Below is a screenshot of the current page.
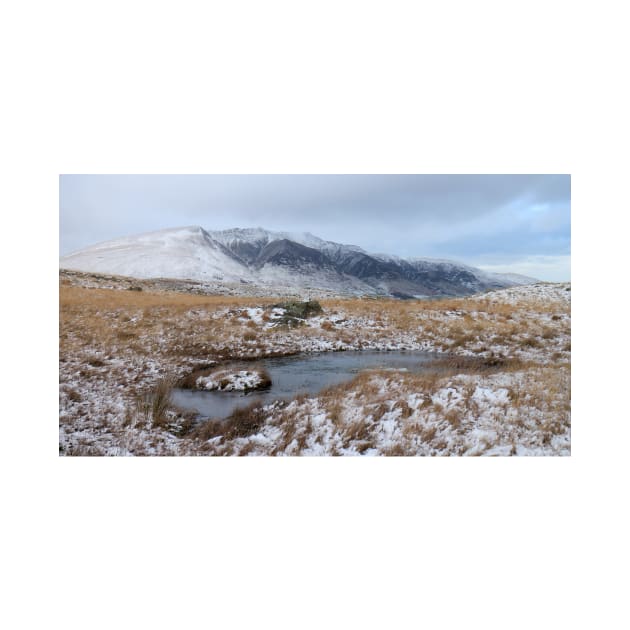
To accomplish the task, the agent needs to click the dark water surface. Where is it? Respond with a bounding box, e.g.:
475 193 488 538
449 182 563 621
170 351 440 420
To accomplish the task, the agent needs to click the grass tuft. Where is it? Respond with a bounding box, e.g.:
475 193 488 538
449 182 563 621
192 401 268 442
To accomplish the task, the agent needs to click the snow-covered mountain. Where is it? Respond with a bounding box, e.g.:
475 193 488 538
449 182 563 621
59 226 248 283
60 226 538 297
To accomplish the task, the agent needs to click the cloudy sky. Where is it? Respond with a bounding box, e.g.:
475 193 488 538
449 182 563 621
59 174 570 281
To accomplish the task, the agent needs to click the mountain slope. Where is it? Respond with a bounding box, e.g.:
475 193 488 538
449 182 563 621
59 226 251 283
60 226 537 297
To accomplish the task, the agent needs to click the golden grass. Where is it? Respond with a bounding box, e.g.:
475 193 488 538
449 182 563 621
60 284 279 363
300 359 571 454
60 274 570 455
61 281 570 364
60 284 276 310
322 293 566 320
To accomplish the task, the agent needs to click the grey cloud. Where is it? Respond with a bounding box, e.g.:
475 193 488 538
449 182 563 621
59 174 570 280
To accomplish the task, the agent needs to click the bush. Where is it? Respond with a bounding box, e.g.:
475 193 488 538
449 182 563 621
274 300 323 319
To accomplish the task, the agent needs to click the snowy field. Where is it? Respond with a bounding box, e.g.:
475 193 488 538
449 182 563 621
59 271 571 456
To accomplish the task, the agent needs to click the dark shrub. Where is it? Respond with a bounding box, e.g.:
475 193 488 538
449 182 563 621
273 300 323 319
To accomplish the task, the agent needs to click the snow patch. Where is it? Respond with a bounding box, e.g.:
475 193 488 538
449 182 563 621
196 370 268 392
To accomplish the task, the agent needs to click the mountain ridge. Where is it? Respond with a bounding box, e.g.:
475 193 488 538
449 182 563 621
60 225 538 298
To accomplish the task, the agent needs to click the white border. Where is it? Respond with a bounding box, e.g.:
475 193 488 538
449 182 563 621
4 1 627 628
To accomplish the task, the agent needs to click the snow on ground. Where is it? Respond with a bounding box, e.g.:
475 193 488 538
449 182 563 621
473 282 571 306
222 367 570 457
59 272 571 456
244 307 264 325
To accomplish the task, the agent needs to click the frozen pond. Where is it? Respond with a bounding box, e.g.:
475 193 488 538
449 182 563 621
171 350 441 420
